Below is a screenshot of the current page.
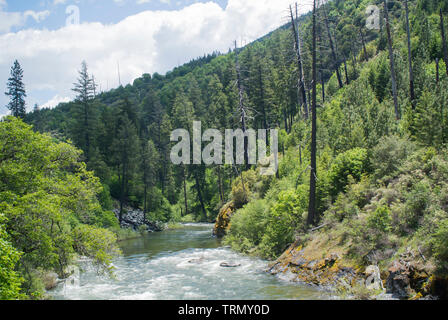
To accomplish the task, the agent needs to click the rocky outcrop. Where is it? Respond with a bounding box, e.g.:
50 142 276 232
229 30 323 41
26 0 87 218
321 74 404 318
113 207 161 232
213 202 235 238
268 243 361 290
385 259 447 299
269 241 446 299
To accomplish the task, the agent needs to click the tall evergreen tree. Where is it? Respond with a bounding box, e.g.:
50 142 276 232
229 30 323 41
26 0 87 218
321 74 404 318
71 61 97 161
5 60 26 118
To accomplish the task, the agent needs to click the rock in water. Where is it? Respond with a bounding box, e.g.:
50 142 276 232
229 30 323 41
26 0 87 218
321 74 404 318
220 262 241 268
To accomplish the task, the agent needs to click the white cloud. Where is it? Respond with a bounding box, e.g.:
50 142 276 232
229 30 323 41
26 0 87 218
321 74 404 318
39 95 71 109
0 4 51 33
0 0 311 110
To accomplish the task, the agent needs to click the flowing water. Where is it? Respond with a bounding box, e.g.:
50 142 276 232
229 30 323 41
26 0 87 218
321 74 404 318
51 224 324 300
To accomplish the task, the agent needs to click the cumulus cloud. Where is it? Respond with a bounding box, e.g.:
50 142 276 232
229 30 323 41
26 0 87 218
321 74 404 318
40 95 71 109
0 2 51 34
0 0 311 112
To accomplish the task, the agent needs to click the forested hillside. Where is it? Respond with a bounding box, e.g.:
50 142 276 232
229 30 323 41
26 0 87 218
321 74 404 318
2 0 448 299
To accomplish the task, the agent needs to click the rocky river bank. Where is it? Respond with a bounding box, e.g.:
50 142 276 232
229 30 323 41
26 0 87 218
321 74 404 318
113 206 163 232
213 203 447 300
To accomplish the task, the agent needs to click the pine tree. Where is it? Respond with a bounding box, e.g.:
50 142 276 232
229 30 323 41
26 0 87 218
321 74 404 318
71 61 98 162
5 60 26 118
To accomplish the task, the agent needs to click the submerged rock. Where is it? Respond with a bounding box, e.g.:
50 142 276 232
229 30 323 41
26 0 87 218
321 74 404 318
220 262 242 268
189 257 206 264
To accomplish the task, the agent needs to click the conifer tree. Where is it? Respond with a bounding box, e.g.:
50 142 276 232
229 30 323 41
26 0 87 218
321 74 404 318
5 60 26 118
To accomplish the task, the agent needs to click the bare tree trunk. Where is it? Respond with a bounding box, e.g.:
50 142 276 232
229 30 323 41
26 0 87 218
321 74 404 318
217 165 224 203
360 28 368 61
344 58 350 85
404 0 415 107
436 58 440 84
234 41 249 166
290 4 308 119
194 174 207 218
307 0 318 228
257 64 268 139
323 5 343 89
320 70 325 103
440 9 448 77
183 166 188 217
384 0 400 120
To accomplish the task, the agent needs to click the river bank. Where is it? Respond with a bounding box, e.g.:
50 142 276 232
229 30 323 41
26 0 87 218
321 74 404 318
213 201 447 300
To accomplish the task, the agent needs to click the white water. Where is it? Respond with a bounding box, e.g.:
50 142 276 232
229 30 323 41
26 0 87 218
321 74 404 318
51 224 323 300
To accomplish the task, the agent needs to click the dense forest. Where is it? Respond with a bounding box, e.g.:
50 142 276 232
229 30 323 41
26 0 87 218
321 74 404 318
2 0 448 299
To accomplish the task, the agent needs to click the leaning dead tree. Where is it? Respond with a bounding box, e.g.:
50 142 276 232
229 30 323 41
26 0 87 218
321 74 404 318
322 4 344 89
307 0 318 227
290 3 309 120
383 0 400 120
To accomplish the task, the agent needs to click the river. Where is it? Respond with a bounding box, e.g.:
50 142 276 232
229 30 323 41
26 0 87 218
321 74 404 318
51 223 325 300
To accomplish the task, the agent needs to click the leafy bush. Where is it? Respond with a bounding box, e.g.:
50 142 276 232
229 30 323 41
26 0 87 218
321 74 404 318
431 220 448 273
371 135 416 182
259 187 308 259
224 199 269 254
0 222 24 300
72 225 121 275
328 148 369 198
368 205 392 233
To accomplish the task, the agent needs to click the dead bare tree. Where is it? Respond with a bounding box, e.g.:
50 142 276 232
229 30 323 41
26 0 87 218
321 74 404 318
307 0 318 228
234 41 249 167
404 0 415 107
383 0 400 120
322 4 343 89
440 8 448 77
290 4 309 119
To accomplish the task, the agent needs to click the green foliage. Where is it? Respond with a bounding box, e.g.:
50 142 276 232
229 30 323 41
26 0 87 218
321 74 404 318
368 205 392 233
371 135 416 182
259 187 308 259
72 225 121 275
0 220 24 300
328 148 369 198
224 199 269 254
431 220 448 273
0 117 120 296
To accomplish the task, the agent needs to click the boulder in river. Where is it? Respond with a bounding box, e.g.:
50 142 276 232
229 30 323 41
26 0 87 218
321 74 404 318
220 262 241 268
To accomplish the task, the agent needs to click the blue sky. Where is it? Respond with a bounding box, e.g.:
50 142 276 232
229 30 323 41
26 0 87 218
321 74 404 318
0 0 310 116
3 0 229 33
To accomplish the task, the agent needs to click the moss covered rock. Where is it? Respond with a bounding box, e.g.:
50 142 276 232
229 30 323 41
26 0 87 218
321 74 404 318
213 202 235 238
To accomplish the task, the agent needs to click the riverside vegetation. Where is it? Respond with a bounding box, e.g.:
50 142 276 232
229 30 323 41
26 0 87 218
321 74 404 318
1 0 448 299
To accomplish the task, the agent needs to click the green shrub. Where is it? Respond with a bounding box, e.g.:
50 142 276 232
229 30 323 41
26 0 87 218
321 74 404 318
368 205 392 233
0 223 24 300
224 199 269 254
328 148 369 198
371 135 416 182
431 220 448 273
259 187 308 259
